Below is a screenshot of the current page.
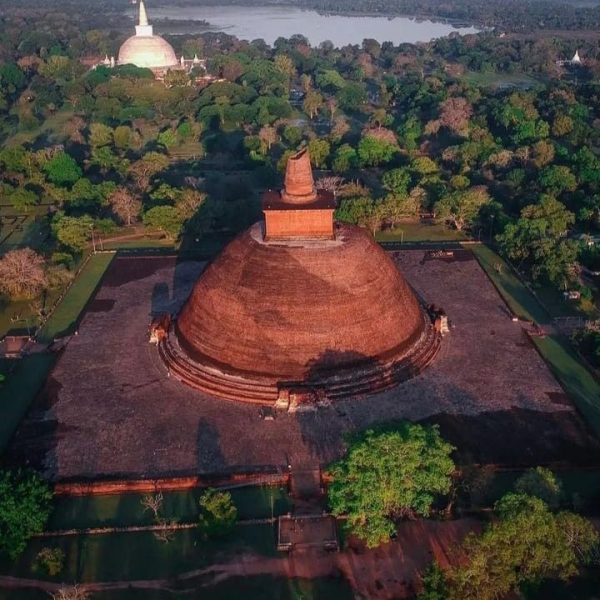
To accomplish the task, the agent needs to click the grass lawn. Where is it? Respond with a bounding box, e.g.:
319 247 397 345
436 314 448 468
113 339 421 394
37 253 115 343
0 206 50 254
464 70 544 91
0 296 47 339
0 525 278 583
472 245 600 436
532 335 600 435
471 245 550 324
48 486 293 531
0 353 56 452
375 221 469 243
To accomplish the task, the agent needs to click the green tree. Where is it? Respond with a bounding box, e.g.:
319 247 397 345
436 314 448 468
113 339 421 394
335 196 374 225
328 425 455 548
43 152 82 187
514 467 562 509
417 563 449 600
34 547 65 576
143 205 183 240
357 135 398 167
398 116 422 152
0 470 53 560
497 196 576 285
0 146 30 173
411 156 439 177
90 147 128 176
9 188 38 211
434 186 490 231
448 493 599 600
303 91 324 120
315 69 346 92
51 213 93 252
337 82 368 111
88 122 113 148
157 129 178 150
539 165 578 195
274 54 296 92
113 125 132 151
382 168 412 195
283 126 302 147
332 144 358 173
198 489 238 539
307 139 330 168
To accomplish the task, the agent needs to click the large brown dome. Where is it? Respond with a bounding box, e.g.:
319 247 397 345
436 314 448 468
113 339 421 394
158 148 439 405
160 222 440 404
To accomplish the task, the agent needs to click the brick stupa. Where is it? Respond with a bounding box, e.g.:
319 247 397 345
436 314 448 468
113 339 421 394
159 150 440 406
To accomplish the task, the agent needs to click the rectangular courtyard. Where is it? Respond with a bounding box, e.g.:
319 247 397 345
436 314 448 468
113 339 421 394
7 249 600 480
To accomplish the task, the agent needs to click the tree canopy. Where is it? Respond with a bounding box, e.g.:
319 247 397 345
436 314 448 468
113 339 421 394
0 470 53 560
328 424 455 547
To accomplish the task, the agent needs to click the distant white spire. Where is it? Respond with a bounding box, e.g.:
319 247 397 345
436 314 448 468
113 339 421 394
180 55 185 67
139 0 149 26
135 0 153 36
193 54 200 64
571 50 582 64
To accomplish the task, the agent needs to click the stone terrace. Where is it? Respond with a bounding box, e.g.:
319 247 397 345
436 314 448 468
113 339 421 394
7 251 600 480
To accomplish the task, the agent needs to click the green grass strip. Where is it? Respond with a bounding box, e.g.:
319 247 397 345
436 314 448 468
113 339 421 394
0 525 278 583
48 486 293 531
471 244 551 324
472 244 600 436
532 335 600 436
0 353 56 452
38 253 115 343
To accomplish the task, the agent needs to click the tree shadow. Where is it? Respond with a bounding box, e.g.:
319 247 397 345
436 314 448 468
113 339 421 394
196 417 226 473
293 366 600 470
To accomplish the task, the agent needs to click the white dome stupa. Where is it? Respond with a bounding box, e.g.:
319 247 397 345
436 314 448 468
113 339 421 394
118 1 178 70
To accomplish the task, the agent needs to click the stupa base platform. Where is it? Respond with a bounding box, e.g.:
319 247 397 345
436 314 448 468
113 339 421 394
158 314 441 406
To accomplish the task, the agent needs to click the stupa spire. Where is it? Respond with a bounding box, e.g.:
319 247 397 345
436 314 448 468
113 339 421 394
135 0 153 36
139 0 149 27
281 148 317 204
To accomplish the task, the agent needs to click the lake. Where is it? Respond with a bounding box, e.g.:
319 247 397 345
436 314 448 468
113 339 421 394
148 4 480 46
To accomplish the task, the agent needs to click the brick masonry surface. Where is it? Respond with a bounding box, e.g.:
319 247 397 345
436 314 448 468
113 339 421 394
7 250 600 480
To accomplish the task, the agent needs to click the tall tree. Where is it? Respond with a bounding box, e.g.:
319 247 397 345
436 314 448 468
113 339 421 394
0 470 53 560
328 425 455 548
0 248 47 299
108 187 141 226
447 493 598 600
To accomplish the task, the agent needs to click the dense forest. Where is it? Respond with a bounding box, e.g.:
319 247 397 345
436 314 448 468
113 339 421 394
0 0 599 330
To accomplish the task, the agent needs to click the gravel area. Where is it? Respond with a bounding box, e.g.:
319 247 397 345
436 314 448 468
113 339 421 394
7 251 600 480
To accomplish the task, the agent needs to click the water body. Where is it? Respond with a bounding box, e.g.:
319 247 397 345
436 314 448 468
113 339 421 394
149 5 480 46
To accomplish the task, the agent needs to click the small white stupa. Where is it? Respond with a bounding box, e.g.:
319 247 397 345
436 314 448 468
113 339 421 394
117 0 178 70
571 50 582 65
